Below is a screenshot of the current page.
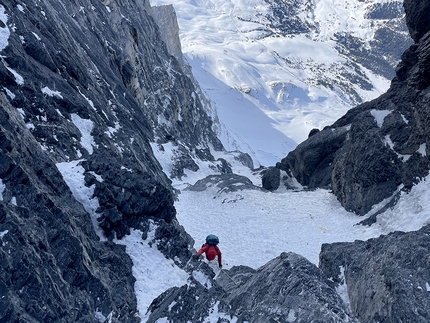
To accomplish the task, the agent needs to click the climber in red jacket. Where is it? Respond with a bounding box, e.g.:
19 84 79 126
193 234 222 268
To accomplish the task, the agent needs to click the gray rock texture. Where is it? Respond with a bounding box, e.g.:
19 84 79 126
147 252 358 323
151 5 185 68
320 224 430 323
268 0 430 215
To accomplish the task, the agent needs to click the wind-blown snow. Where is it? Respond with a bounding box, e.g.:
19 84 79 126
176 186 361 267
174 172 430 269
116 166 430 322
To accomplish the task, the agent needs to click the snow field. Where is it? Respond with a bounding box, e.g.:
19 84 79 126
175 187 362 268
150 0 392 166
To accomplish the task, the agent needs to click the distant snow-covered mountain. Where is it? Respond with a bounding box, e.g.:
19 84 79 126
151 0 411 166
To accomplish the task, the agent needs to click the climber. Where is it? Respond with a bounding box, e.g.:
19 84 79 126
193 234 222 268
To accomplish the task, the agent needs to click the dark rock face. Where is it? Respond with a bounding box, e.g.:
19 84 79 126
320 224 430 323
275 0 430 215
403 0 430 42
261 166 280 191
147 252 358 323
0 94 138 322
0 0 222 321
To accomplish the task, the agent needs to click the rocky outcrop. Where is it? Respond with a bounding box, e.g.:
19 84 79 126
151 5 184 68
320 224 430 323
187 173 265 194
146 252 358 322
0 0 223 321
261 166 281 191
0 93 139 322
268 0 430 215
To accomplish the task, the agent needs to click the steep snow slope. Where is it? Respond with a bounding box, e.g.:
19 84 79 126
110 153 430 320
150 0 410 165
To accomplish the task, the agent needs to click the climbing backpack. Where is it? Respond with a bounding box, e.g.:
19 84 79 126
205 234 219 246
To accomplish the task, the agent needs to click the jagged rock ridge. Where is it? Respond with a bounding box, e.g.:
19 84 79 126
146 253 358 323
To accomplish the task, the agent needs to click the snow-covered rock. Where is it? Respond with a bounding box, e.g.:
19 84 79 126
147 252 358 322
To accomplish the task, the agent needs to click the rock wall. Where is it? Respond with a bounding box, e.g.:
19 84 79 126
320 224 430 322
151 5 185 68
266 0 430 216
0 0 223 321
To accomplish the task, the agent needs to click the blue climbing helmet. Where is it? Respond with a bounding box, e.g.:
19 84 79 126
205 234 219 246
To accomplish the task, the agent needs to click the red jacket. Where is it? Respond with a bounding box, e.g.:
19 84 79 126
197 244 222 266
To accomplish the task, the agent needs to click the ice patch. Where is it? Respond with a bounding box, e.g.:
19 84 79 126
42 86 63 99
287 309 297 322
192 270 212 289
168 301 177 312
418 143 427 157
0 230 8 239
426 282 430 292
31 32 41 41
78 88 96 110
5 88 15 99
2 61 24 85
0 179 5 201
205 301 238 323
94 311 105 322
105 121 121 138
384 135 411 162
56 160 105 240
71 113 96 155
371 109 391 128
